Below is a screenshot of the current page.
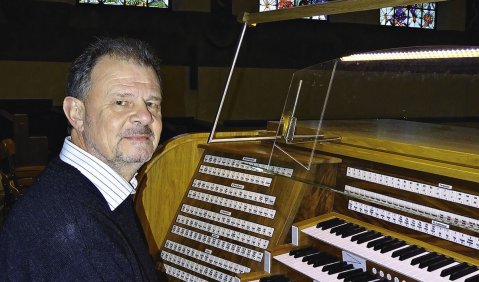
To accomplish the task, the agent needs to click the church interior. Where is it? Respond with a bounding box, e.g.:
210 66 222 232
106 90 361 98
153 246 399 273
2 0 479 281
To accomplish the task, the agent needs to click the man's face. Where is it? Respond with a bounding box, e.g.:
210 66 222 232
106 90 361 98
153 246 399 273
81 56 162 172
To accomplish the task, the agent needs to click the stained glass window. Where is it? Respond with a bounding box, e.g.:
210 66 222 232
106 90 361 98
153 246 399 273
380 3 436 29
259 0 329 20
78 0 169 8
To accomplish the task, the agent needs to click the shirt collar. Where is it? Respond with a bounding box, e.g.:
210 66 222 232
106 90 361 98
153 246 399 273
59 137 138 211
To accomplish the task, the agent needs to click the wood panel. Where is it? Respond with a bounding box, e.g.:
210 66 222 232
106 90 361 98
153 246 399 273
268 119 479 182
135 131 261 256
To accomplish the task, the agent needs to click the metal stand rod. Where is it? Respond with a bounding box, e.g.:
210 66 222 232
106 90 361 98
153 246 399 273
208 23 248 143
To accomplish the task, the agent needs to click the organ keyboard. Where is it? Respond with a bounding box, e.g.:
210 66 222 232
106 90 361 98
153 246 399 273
289 213 479 281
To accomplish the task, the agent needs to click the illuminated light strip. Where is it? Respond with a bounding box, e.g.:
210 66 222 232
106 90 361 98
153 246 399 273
164 264 209 282
192 179 276 205
203 154 294 177
164 240 251 274
346 167 479 208
345 185 479 232
199 165 272 187
348 200 479 250
181 204 274 237
340 48 479 61
161 251 238 282
187 190 276 219
171 225 264 261
176 215 270 249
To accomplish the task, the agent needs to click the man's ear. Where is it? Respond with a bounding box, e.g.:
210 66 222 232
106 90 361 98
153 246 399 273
63 97 86 132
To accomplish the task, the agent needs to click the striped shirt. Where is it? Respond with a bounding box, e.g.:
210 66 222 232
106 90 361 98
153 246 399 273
59 137 137 211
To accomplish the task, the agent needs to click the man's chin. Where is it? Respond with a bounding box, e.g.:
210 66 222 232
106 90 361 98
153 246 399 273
119 146 154 164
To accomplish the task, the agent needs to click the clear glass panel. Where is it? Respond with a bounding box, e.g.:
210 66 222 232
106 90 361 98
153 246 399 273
265 45 479 179
268 59 339 170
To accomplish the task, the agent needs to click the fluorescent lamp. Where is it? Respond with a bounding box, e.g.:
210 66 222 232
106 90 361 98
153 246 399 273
340 48 479 61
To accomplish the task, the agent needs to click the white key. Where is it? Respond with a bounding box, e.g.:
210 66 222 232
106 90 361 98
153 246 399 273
303 225 454 281
274 253 348 281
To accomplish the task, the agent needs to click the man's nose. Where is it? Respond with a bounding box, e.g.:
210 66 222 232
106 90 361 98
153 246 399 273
131 102 153 125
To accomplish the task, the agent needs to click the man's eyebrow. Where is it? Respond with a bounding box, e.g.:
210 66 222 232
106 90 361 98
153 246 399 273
111 92 135 98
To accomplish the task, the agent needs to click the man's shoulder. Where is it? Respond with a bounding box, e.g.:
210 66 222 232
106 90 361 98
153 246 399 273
3 158 106 227
40 157 88 184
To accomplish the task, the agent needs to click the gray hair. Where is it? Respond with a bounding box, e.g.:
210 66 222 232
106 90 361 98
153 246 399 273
66 37 162 101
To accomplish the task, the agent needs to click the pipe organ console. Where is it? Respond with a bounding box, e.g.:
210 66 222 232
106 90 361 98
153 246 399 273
136 119 479 282
156 142 340 281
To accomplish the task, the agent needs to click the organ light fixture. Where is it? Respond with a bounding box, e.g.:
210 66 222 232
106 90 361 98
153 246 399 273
340 48 479 61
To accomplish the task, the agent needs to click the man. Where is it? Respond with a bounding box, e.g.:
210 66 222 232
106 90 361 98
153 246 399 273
0 37 163 281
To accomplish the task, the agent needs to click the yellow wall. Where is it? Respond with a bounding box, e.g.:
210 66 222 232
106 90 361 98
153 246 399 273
0 61 70 106
0 61 295 123
0 61 194 118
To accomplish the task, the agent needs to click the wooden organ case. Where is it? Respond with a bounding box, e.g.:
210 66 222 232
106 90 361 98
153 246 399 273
136 118 479 281
135 3 479 281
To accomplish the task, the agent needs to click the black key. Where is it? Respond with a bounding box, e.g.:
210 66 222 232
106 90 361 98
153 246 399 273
329 263 354 274
331 223 355 235
312 254 338 268
316 218 345 230
366 236 391 249
344 272 370 282
342 226 366 238
450 266 478 281
465 273 479 282
380 240 407 253
399 247 427 261
337 268 364 279
441 262 470 277
351 230 375 242
344 272 367 282
411 252 438 265
303 253 324 264
372 238 397 251
259 275 291 282
418 255 447 269
289 247 317 258
392 245 417 258
350 272 378 282
322 261 345 272
357 232 382 244
427 258 455 272
329 223 351 235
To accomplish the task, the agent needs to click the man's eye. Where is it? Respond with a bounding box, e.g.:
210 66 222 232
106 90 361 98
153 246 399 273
115 101 127 106
147 102 160 110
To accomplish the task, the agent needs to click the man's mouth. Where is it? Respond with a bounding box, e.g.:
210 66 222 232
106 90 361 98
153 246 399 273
122 127 154 142
124 135 151 141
